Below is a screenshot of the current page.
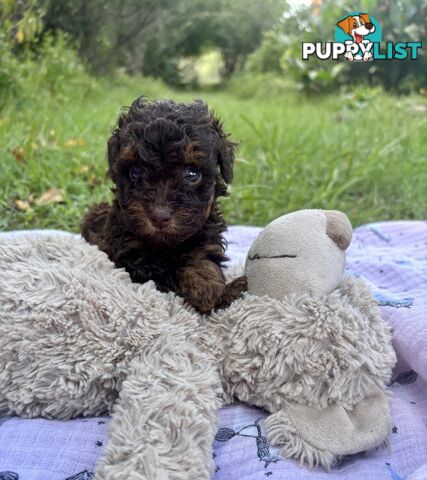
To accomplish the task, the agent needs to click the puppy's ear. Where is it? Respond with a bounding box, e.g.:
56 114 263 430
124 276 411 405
107 130 120 180
107 131 120 168
337 16 352 35
107 109 130 179
211 115 236 184
359 13 371 25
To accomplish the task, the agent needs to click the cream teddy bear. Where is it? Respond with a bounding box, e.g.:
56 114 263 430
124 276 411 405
0 209 396 478
211 209 396 468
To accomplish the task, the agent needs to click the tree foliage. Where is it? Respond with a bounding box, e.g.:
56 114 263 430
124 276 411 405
37 0 282 83
142 0 286 84
2 0 425 90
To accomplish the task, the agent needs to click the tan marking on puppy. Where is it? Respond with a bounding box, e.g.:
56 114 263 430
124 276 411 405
121 145 136 161
183 141 205 166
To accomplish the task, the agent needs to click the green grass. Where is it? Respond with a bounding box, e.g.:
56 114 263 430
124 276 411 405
1 73 426 232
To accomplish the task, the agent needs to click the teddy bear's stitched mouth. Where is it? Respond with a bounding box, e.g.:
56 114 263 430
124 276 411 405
247 254 297 260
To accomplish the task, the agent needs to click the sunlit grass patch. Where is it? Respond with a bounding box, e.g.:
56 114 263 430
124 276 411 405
1 74 426 232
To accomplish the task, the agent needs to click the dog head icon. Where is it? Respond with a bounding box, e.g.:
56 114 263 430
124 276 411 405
337 13 375 43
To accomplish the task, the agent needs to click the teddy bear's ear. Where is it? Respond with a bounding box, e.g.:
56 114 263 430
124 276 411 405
325 210 353 250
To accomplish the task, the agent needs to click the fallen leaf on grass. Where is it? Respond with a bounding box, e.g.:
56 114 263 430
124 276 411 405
64 138 86 148
13 199 32 212
87 174 101 187
16 29 25 43
35 188 65 205
78 165 90 174
11 147 25 162
76 165 101 188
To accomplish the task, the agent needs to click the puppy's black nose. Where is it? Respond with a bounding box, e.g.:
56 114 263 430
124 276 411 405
366 22 374 30
150 207 172 227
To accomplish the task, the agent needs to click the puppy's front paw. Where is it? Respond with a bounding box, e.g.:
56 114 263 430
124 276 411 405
178 266 226 313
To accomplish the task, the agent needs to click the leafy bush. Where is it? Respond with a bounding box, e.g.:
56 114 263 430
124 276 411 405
280 46 347 94
0 0 97 110
0 31 96 110
245 31 283 74
29 33 95 100
0 20 21 107
39 0 283 85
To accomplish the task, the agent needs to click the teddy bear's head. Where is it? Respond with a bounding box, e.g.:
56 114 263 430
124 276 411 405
245 209 352 300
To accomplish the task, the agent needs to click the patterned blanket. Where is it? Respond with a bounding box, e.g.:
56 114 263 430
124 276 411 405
0 221 426 480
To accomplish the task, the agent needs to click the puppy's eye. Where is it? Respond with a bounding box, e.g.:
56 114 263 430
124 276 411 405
183 166 201 184
130 167 142 183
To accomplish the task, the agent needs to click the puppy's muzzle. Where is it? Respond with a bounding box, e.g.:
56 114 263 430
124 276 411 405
150 206 173 228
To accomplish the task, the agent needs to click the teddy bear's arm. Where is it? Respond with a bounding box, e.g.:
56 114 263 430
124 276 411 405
94 343 221 479
265 388 391 470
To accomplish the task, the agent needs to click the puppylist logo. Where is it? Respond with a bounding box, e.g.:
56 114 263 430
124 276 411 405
302 12 422 62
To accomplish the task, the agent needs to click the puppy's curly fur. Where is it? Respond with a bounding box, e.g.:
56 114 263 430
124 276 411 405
82 97 244 312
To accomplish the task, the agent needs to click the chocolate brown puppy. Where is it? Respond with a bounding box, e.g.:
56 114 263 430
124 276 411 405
82 97 244 312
